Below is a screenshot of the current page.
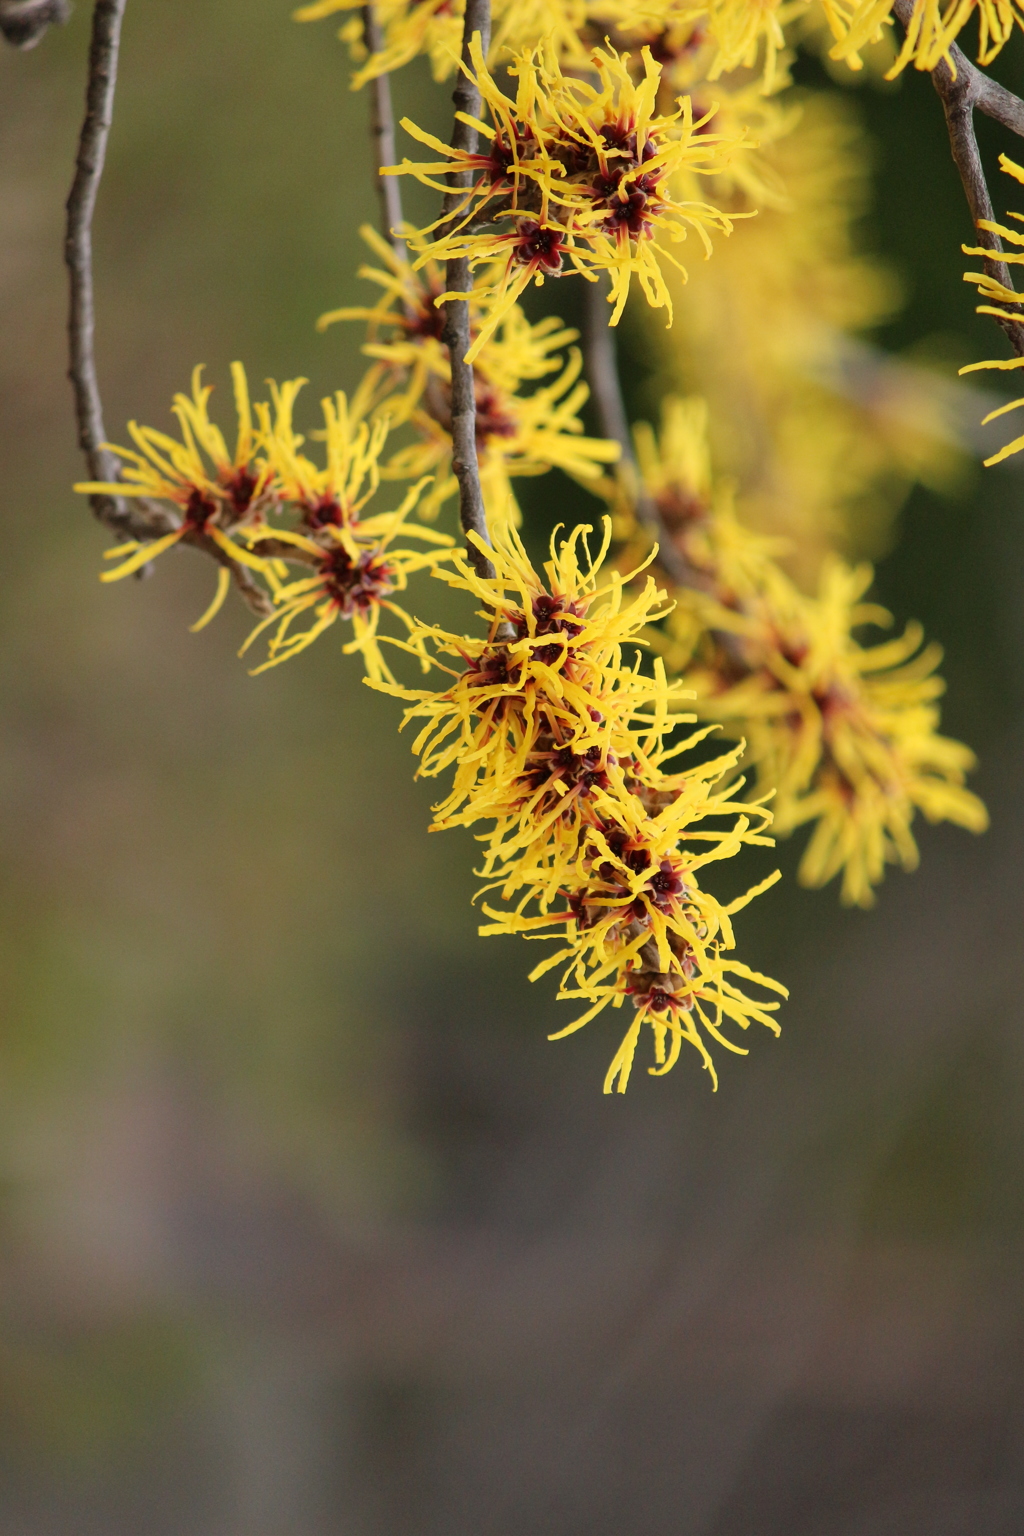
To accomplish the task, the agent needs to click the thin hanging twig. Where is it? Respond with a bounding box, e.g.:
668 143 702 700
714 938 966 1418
439 0 495 582
65 0 168 541
65 0 124 521
361 4 405 255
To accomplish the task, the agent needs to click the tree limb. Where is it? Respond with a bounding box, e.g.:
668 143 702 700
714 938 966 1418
440 0 495 583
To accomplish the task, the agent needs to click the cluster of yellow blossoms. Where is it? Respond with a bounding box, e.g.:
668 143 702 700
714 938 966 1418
300 0 1024 86
624 396 988 906
388 36 746 349
376 522 785 1090
76 365 453 683
321 226 620 528
78 0 1009 1090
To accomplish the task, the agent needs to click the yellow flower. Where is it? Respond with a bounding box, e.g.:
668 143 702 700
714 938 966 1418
293 0 464 87
74 363 282 630
701 560 988 907
320 226 620 530
375 518 785 1090
633 395 988 907
240 387 454 682
823 0 1024 75
389 36 742 357
261 376 389 525
587 0 800 91
960 154 1024 464
296 0 598 85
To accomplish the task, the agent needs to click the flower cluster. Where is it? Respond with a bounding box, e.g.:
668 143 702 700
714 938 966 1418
320 227 620 530
75 363 279 629
619 0 794 92
627 396 988 907
604 0 1024 80
75 365 453 681
300 0 1024 124
389 36 744 356
297 0 809 96
72 0 1001 1102
375 520 785 1091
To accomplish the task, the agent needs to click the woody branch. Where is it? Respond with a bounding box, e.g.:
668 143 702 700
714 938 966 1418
439 0 496 583
362 4 405 255
65 0 155 540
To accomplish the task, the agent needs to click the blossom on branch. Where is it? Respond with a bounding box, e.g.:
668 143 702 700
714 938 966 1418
374 519 785 1091
75 362 282 630
320 225 620 529
294 0 594 86
960 153 1024 464
240 386 454 682
388 36 744 356
823 0 1024 75
629 396 988 907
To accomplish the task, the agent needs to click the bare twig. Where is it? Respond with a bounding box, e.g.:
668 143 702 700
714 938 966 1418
892 0 1024 356
440 0 495 582
66 0 172 541
361 5 405 255
0 0 68 48
581 275 694 588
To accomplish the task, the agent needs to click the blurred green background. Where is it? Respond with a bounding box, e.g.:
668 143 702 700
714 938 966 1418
2 5 1024 1532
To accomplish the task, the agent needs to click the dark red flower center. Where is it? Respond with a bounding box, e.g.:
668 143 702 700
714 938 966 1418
516 593 585 663
602 186 654 239
648 859 684 907
304 496 345 531
525 742 611 797
220 465 260 518
321 544 394 616
466 645 519 690
409 298 447 342
512 220 565 275
184 487 219 532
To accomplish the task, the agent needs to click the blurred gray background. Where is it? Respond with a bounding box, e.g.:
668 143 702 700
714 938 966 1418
2 4 1024 1532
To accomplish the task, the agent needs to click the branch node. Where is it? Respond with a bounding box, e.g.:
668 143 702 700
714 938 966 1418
0 0 69 49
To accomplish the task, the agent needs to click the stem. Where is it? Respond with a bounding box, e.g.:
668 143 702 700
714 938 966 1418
892 0 1024 356
581 275 694 588
440 0 494 582
361 4 404 255
66 0 168 539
